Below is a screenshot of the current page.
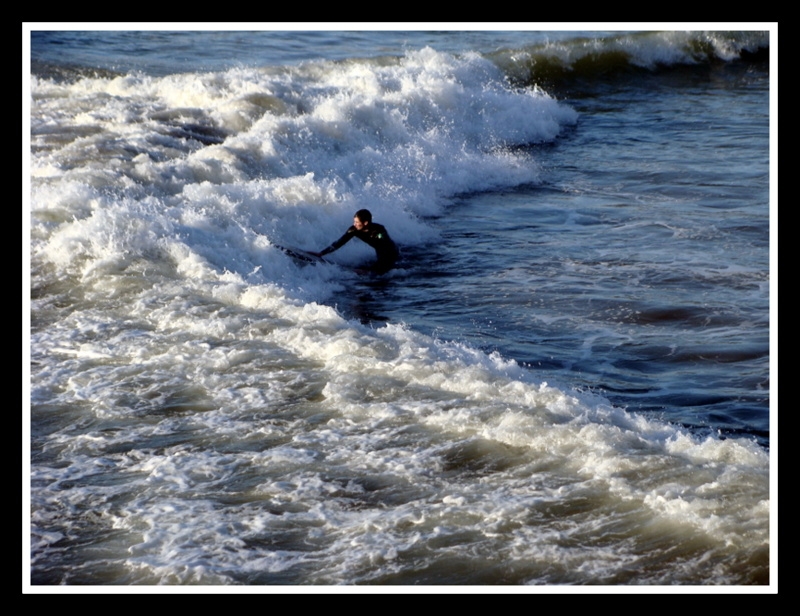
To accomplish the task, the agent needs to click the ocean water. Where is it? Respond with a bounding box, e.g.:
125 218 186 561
25 27 774 589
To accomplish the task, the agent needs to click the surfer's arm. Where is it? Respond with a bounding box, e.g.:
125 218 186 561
318 227 355 256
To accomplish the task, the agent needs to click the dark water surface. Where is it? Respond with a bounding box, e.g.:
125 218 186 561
340 57 770 447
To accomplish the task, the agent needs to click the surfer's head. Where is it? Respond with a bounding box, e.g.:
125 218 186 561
354 209 372 230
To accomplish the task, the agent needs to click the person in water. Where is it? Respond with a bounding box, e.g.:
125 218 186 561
311 209 399 274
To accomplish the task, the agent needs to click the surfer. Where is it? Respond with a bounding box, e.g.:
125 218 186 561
311 209 399 274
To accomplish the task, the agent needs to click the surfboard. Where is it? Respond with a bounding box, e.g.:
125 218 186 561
275 244 329 264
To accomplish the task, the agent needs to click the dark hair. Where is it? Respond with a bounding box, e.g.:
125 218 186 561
355 209 372 223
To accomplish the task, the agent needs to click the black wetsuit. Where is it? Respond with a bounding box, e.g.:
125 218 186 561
320 222 399 274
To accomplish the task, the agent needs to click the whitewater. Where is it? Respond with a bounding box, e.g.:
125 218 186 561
26 28 774 589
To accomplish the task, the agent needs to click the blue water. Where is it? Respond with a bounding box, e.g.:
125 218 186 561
26 27 774 587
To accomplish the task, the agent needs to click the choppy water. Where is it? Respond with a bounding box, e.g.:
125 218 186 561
25 27 774 589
